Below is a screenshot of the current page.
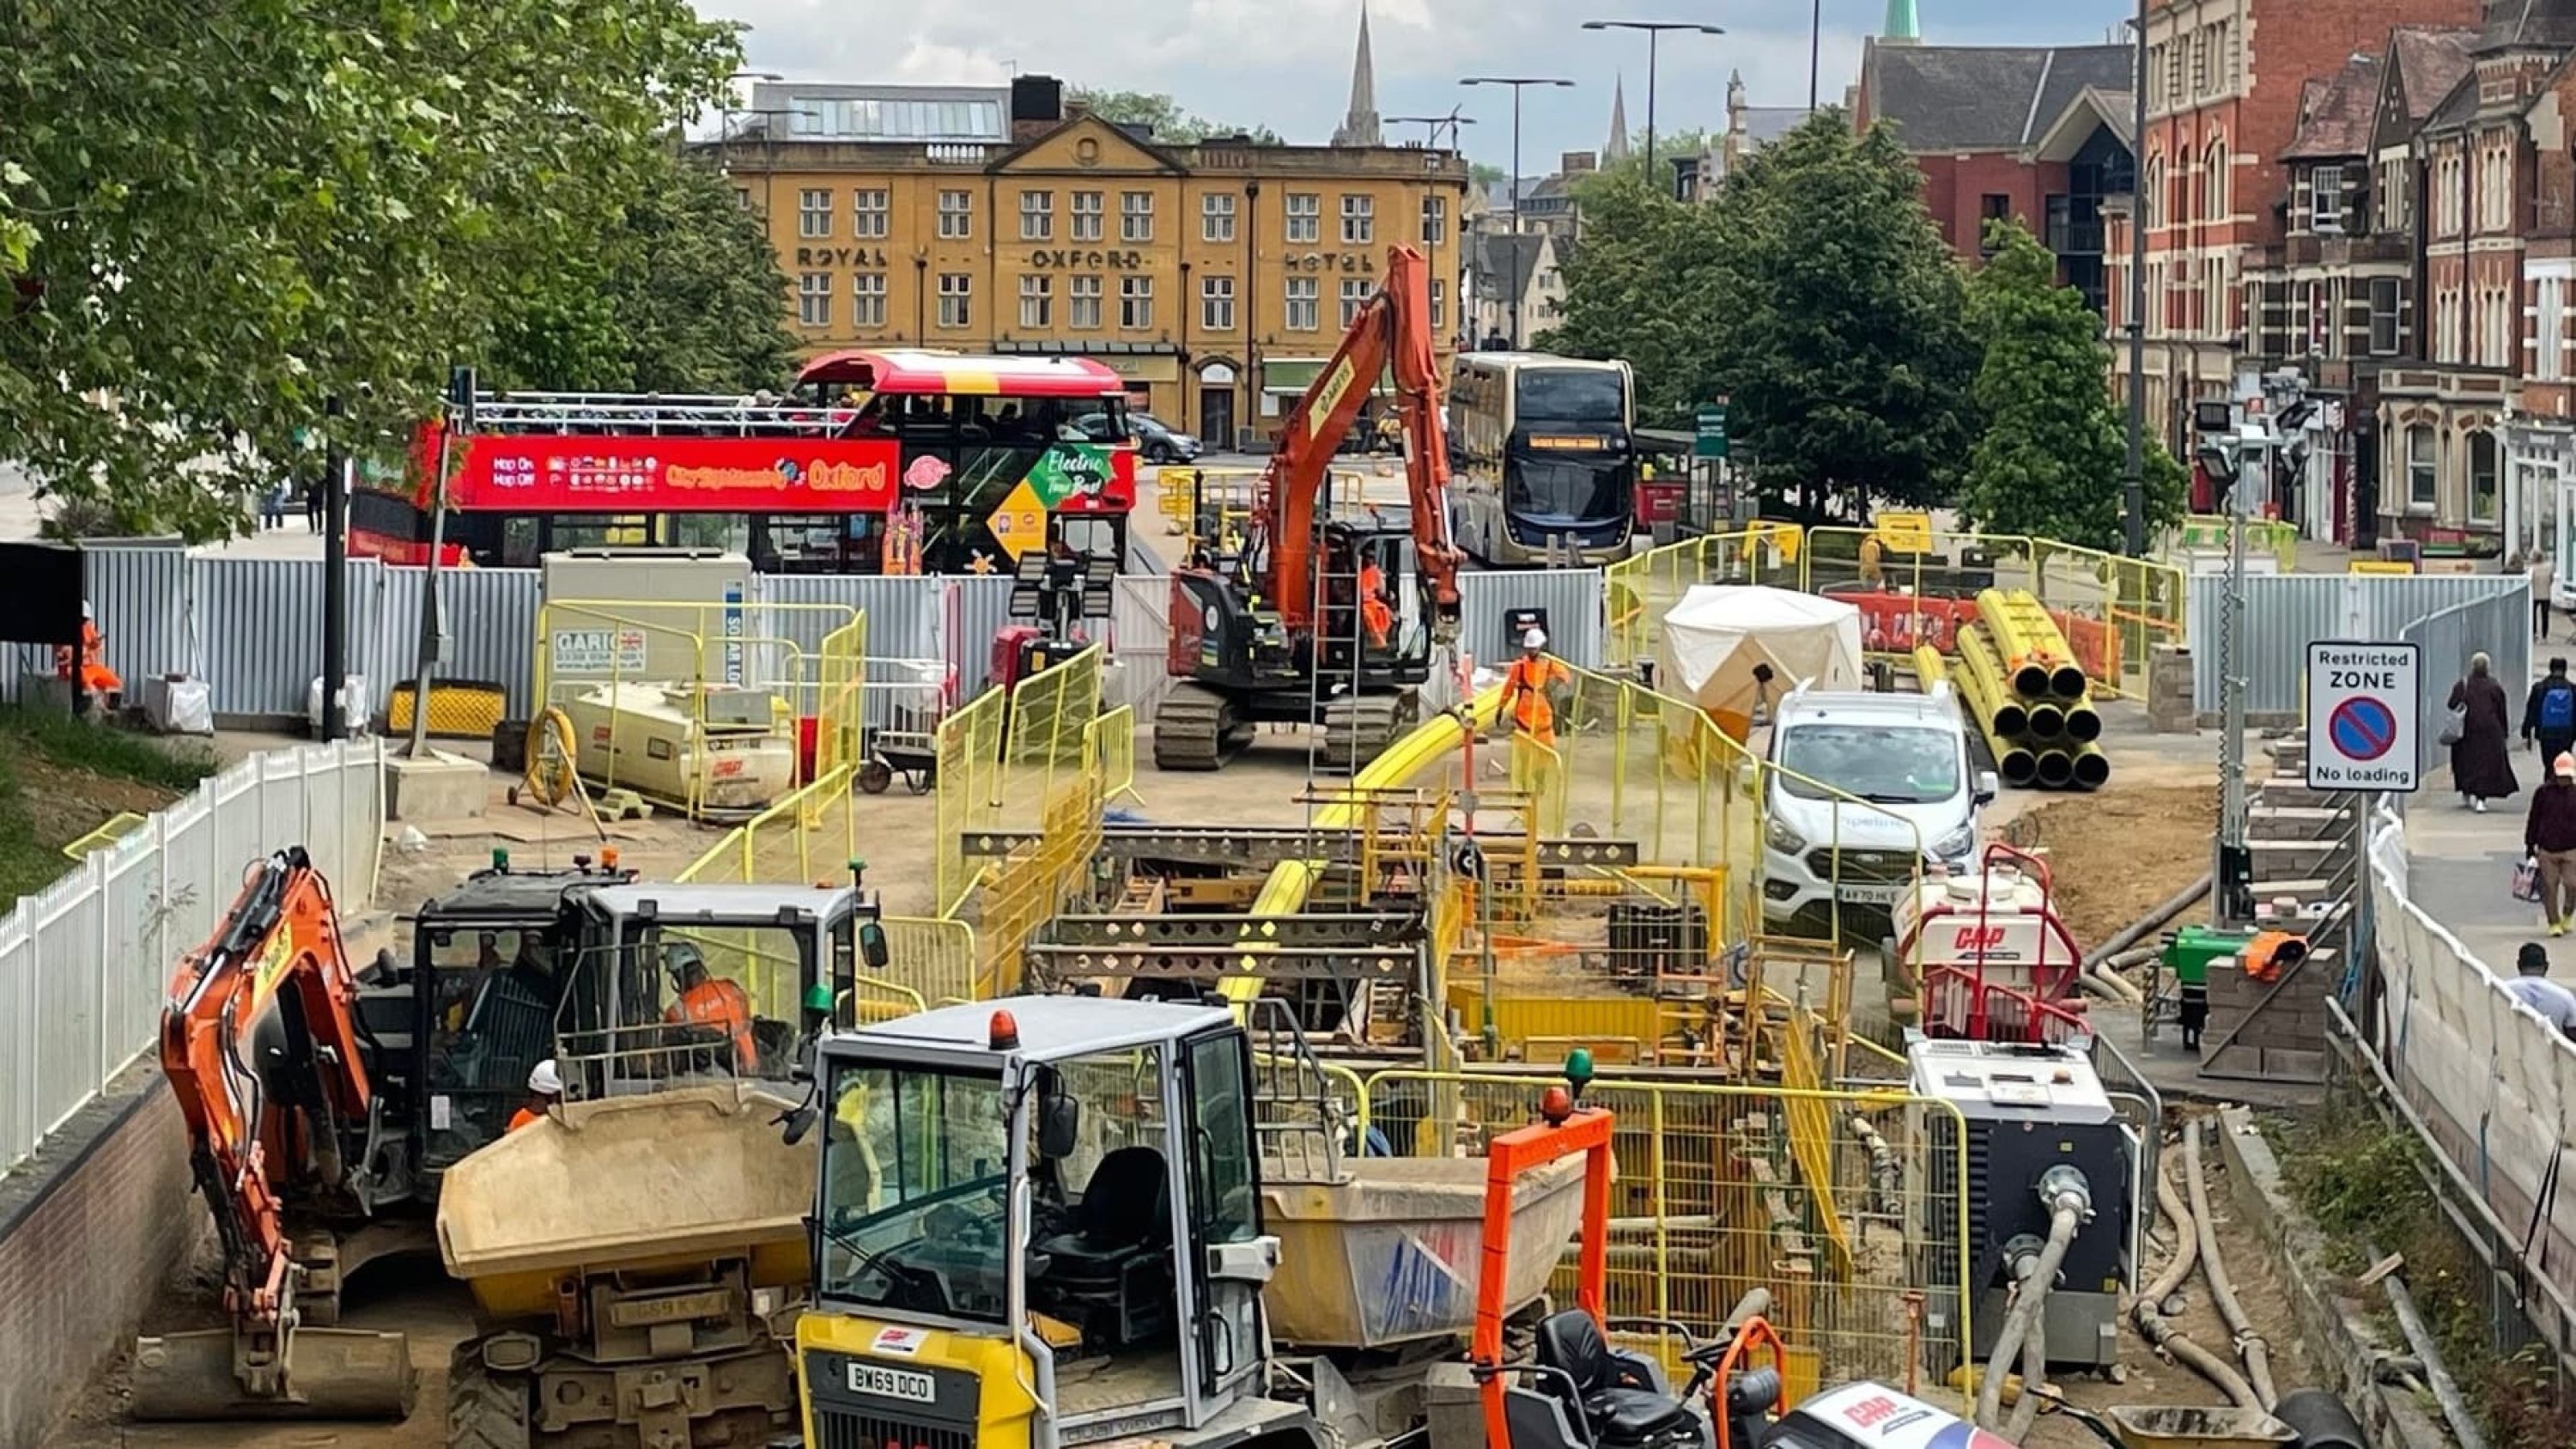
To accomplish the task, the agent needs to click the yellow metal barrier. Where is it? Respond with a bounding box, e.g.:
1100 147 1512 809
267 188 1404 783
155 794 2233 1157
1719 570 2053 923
878 916 977 1007
675 764 859 890
2174 513 2297 569
1606 527 1806 670
816 612 868 779
1082 704 1139 807
1799 526 2183 700
1355 1067 1973 1412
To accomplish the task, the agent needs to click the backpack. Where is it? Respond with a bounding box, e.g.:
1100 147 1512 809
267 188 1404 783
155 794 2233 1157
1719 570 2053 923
2544 679 2576 734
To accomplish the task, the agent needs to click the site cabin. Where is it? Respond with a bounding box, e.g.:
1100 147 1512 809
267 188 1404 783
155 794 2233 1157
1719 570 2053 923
355 350 1138 577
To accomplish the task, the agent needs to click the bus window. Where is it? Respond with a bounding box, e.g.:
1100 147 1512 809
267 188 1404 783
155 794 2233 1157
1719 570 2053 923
550 514 655 551
501 516 542 568
668 514 751 552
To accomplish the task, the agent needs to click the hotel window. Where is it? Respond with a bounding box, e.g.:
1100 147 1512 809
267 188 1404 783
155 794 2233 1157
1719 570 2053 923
937 273 970 330
1121 191 1155 242
1421 194 1447 245
1285 276 1320 330
853 273 886 329
798 272 830 327
1120 276 1154 330
1018 275 1053 330
852 188 890 240
1341 193 1375 244
799 188 832 240
1072 191 1104 242
1203 192 1237 243
1286 192 1321 244
938 190 973 239
1020 191 1054 242
1070 275 1103 329
1340 277 1371 327
1200 275 1236 332
1431 277 1447 331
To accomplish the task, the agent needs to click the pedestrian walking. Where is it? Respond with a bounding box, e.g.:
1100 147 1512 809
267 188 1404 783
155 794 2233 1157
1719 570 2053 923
2536 550 2558 641
305 478 325 533
2528 753 2576 933
2527 657 2576 765
258 484 285 531
2504 942 2576 1041
2447 651 2520 813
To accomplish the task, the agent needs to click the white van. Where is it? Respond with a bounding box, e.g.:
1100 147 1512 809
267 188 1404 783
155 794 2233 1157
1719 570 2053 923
1758 684 1996 934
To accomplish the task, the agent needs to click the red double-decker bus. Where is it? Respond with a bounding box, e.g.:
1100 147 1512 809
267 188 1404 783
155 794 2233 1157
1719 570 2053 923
353 350 1138 575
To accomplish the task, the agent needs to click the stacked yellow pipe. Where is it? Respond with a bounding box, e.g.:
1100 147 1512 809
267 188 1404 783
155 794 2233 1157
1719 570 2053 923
1957 588 2109 792
1947 630 2038 788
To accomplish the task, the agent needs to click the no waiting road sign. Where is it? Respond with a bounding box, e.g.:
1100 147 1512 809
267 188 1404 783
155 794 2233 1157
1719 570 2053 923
2306 640 2421 792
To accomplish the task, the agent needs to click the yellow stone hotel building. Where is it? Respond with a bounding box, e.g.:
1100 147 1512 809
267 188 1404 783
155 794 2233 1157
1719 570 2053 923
706 69 1471 447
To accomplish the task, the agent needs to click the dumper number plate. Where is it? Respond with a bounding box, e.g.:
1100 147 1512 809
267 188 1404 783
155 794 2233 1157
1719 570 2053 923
847 1362 937 1404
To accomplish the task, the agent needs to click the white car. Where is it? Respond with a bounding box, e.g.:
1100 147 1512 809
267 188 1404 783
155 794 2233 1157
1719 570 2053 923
1758 685 1996 935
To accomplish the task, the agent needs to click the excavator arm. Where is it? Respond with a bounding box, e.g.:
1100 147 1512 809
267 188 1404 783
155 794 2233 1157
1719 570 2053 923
136 847 416 1422
1260 243 1463 639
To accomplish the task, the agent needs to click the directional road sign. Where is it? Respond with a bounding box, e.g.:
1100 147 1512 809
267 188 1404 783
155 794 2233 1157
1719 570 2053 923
2306 640 2420 792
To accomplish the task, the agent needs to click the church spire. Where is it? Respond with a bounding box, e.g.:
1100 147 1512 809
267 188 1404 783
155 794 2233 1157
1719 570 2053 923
1332 1 1382 147
1883 0 1922 43
1605 74 1631 162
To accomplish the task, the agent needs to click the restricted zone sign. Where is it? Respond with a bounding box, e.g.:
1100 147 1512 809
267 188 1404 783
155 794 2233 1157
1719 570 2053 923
2306 640 2421 792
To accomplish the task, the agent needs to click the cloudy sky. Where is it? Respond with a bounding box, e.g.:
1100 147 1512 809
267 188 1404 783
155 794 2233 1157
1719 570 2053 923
698 0 2140 165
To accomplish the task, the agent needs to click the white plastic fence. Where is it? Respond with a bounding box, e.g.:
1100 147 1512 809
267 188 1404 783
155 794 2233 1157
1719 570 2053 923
2367 807 2576 1361
0 738 386 1178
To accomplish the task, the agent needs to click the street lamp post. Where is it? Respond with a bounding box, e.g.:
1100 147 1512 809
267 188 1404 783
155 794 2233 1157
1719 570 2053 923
1581 21 1723 180
2124 0 2149 557
1808 0 1824 111
1461 76 1574 349
1388 112 1479 341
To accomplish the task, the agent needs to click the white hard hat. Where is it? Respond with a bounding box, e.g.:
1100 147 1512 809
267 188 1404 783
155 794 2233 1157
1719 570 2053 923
1522 628 1546 650
528 1059 562 1096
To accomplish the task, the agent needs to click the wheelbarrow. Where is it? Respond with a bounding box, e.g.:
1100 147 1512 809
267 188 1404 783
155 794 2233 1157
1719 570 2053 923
2047 1403 2297 1448
858 728 939 795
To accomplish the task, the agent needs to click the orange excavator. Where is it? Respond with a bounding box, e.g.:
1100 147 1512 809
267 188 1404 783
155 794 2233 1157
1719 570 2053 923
1157 242 1464 770
131 847 421 1422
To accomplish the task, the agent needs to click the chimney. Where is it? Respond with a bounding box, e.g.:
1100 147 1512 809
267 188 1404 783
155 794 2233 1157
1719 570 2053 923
1561 151 1597 176
1012 74 1065 140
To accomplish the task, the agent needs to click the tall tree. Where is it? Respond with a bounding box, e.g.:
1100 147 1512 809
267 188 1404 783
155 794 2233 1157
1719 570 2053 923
1067 88 1279 145
1545 112 1975 520
1701 113 1975 519
1961 220 2185 551
488 150 796 396
0 0 740 538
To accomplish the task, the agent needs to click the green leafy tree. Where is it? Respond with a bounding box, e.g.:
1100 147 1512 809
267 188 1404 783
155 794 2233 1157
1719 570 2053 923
1470 162 1507 191
489 149 796 395
1961 220 2185 551
1545 112 1974 520
0 0 741 538
1068 88 1280 144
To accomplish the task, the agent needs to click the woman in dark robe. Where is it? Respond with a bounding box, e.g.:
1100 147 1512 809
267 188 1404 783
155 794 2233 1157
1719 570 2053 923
2449 651 2520 812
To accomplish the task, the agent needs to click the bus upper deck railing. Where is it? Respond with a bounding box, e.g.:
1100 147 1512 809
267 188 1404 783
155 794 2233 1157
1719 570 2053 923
454 393 864 435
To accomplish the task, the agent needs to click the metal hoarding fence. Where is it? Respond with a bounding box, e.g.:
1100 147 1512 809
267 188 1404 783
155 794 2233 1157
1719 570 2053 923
2188 573 2526 718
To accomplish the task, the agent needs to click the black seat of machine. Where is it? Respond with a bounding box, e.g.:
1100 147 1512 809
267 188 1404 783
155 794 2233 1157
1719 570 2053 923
1533 1310 1698 1446
1033 1146 1174 1347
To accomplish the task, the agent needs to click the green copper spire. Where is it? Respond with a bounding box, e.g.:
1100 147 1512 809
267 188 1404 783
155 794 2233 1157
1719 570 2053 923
1884 0 1921 41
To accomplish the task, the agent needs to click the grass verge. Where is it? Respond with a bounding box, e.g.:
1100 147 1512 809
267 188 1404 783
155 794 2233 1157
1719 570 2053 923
0 707 217 904
2277 1093 2576 1444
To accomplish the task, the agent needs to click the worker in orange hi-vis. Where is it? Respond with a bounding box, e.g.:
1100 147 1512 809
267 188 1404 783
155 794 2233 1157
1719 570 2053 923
1501 629 1574 802
56 600 122 709
507 1059 563 1134
664 945 759 1074
1358 557 1394 648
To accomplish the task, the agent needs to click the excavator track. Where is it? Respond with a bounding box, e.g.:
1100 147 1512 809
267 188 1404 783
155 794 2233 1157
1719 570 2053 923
1153 684 1252 771
1318 693 1413 774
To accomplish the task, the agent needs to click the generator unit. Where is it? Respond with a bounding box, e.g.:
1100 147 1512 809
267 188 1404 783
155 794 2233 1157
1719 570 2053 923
1909 1038 2140 1377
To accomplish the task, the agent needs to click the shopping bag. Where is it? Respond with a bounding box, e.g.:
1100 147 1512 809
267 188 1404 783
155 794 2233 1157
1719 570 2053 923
2515 855 2543 904
2439 703 2467 746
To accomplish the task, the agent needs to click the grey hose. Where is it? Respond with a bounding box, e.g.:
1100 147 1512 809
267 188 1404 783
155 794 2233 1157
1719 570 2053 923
2081 873 2212 969
2131 1158 2262 1407
2186 1119 2278 1409
2004 1297 2050 1441
1976 1202 2082 1430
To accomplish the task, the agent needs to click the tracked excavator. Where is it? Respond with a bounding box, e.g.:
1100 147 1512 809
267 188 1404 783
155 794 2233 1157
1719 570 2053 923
131 847 422 1422
1155 242 1464 771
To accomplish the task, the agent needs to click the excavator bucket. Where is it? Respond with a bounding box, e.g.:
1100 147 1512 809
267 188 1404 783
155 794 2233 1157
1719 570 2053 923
128 1324 416 1422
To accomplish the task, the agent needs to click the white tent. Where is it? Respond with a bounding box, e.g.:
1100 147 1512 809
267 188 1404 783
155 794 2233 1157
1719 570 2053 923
1656 585 1864 727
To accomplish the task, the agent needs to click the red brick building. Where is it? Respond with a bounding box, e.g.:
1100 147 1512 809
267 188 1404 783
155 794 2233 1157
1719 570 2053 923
2107 0 2481 466
2502 7 2576 565
1855 39 2135 309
